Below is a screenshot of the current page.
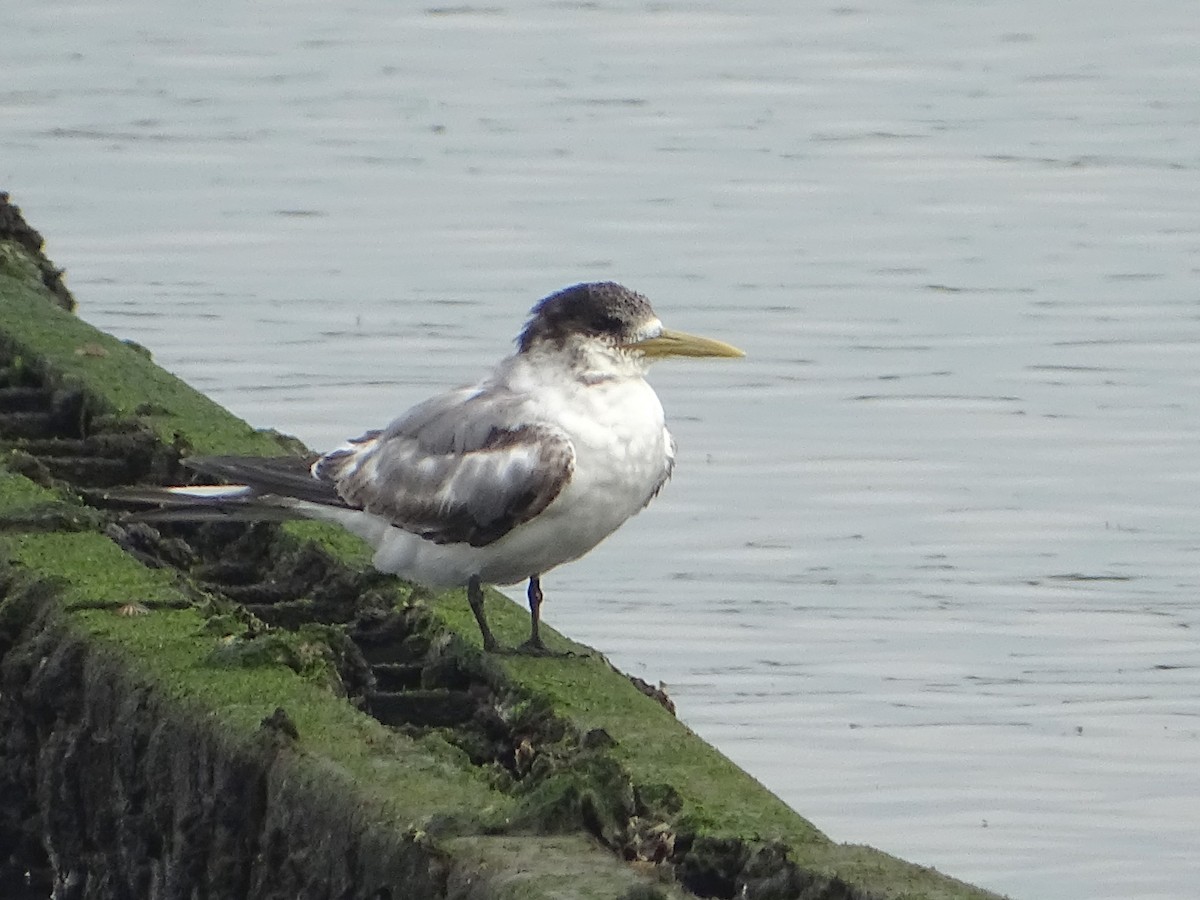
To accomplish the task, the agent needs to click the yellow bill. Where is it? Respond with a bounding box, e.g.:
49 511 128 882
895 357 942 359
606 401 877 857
626 328 745 359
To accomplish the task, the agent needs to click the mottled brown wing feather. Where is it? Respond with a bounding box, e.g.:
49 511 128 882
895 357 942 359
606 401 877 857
318 423 575 547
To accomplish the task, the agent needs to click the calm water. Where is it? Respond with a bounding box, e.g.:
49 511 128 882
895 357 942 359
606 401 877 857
6 3 1200 898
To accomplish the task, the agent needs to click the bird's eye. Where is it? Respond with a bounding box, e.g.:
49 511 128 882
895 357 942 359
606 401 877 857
593 313 625 334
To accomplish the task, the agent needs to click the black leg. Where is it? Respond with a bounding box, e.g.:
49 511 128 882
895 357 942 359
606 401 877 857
523 575 546 651
467 575 499 652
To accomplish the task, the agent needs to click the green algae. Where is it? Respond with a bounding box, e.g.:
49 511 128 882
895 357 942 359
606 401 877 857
0 494 510 837
503 647 821 841
0 241 45 292
421 585 824 842
7 531 182 609
0 264 289 458
0 499 696 899
0 460 67 512
282 519 376 567
416 592 999 898
446 835 691 900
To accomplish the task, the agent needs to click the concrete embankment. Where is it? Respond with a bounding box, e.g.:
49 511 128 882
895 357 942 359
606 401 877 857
0 195 1002 900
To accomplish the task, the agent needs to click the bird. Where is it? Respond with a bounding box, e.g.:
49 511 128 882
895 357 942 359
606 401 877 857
154 282 743 653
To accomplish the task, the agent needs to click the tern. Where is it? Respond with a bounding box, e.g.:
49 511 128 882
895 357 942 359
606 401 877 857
163 282 743 652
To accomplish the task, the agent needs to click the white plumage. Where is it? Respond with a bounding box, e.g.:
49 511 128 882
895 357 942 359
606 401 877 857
319 349 674 587
168 282 742 652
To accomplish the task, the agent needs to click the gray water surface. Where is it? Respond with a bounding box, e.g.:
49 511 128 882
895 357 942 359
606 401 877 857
6 3 1200 898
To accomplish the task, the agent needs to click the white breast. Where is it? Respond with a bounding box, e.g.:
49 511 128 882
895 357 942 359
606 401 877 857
357 353 675 588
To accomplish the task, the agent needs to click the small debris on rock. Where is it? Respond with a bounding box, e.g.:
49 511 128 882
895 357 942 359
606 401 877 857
627 674 676 716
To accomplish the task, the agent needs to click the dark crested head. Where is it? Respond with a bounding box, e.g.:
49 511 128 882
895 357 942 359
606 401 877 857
517 282 658 353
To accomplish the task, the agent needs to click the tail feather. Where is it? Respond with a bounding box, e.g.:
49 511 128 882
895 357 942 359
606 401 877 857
96 483 299 523
183 455 348 507
97 454 355 524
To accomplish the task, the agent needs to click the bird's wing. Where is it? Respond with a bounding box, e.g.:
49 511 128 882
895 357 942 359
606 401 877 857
646 427 676 507
314 386 576 547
